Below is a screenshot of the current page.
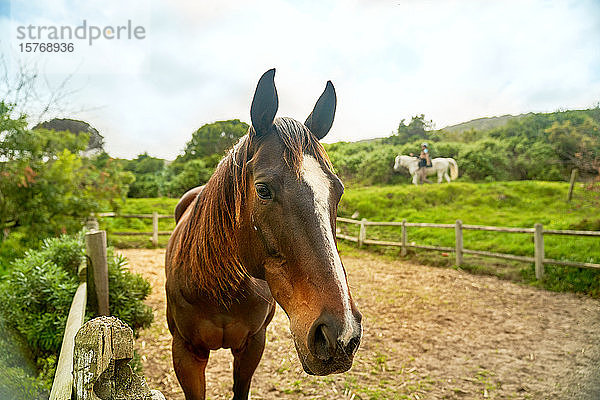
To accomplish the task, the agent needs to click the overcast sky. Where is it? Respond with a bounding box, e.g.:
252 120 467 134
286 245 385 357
1 0 599 159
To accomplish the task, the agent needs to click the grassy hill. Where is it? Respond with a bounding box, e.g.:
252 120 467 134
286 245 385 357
324 107 600 185
334 113 530 145
440 113 531 134
329 111 532 144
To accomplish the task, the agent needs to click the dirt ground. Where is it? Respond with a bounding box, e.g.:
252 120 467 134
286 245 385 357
117 248 600 400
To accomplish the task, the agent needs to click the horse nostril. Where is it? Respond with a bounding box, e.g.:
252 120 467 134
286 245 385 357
309 323 334 361
344 335 361 356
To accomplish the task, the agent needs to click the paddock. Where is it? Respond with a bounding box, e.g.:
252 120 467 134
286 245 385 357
119 248 600 399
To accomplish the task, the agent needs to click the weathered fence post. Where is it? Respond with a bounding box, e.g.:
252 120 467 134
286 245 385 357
85 215 99 231
401 219 407 256
152 211 159 247
455 219 463 267
74 316 165 400
534 223 545 280
358 218 367 247
85 230 110 316
567 168 578 202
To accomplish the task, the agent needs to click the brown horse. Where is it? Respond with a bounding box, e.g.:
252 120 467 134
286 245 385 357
166 69 362 400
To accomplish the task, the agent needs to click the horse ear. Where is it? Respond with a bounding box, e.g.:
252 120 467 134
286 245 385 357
251 69 278 136
305 81 336 140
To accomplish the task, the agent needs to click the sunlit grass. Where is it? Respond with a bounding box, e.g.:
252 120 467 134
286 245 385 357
338 181 600 297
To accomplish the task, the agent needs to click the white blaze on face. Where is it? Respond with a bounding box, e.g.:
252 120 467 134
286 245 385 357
301 154 355 345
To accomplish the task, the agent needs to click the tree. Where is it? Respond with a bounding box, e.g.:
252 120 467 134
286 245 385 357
121 153 167 198
0 55 84 124
181 120 249 162
546 118 600 175
33 118 105 155
167 159 212 197
0 101 133 264
393 114 434 144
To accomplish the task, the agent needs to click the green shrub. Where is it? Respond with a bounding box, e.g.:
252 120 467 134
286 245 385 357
358 146 404 185
0 232 153 398
0 318 48 400
0 366 48 400
458 139 511 181
167 159 213 197
103 250 153 334
0 231 29 274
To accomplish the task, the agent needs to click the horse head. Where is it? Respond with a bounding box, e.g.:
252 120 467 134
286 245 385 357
241 69 362 375
394 155 415 171
393 155 403 171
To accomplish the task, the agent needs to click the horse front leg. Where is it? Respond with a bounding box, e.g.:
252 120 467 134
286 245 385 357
231 328 267 399
412 173 419 185
172 332 209 400
438 172 443 183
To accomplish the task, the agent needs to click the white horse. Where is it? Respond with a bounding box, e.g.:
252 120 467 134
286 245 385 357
394 155 459 185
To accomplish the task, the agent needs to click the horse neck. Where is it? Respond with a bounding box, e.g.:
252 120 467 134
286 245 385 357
403 156 418 170
177 154 253 303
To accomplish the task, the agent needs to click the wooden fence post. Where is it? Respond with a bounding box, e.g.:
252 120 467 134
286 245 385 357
152 211 159 247
534 223 545 280
567 168 578 202
85 231 110 316
358 218 367 247
85 216 99 231
455 219 463 267
74 316 166 400
401 219 407 256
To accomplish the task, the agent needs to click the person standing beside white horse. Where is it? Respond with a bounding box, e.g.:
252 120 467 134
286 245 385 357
394 154 459 185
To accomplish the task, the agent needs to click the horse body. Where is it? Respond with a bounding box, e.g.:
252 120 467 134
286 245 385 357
166 204 275 398
166 70 362 400
394 155 458 185
167 186 275 350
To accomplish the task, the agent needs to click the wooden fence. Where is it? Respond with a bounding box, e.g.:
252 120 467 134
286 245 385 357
337 217 600 279
96 213 600 280
49 230 110 400
97 212 171 247
49 228 164 400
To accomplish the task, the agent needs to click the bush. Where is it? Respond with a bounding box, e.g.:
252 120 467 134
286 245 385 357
0 232 153 398
458 139 511 181
358 146 405 185
167 159 213 197
0 231 29 274
103 250 153 334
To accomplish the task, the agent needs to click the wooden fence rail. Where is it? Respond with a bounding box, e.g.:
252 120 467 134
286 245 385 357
337 217 600 279
96 212 171 247
95 213 600 279
48 265 87 400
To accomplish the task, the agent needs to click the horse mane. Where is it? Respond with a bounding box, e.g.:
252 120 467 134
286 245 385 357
171 117 332 305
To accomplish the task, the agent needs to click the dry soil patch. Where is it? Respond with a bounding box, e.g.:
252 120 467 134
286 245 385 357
117 248 600 399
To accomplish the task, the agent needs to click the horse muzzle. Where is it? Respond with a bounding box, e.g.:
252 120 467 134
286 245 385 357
295 310 362 376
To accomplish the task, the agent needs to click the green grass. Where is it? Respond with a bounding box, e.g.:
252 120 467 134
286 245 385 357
338 181 600 297
101 181 600 296
100 197 178 248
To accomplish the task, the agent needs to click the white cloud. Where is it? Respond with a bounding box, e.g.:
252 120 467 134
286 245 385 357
1 0 599 158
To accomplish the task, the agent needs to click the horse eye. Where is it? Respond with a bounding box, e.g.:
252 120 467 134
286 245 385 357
255 183 272 200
